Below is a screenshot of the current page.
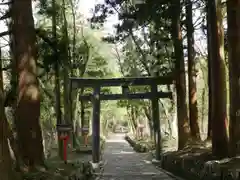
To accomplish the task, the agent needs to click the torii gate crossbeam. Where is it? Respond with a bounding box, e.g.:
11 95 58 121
69 76 173 163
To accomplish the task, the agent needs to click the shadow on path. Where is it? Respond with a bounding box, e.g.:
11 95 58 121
99 133 179 180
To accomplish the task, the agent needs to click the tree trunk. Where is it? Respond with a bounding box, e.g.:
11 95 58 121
0 47 15 180
52 0 63 159
186 0 200 141
80 89 85 130
73 92 81 136
201 88 206 135
62 0 71 126
227 0 240 157
206 1 213 140
171 0 190 150
130 106 138 137
207 0 228 158
130 106 138 129
72 92 80 147
12 0 45 167
127 106 136 135
0 116 15 180
143 105 154 139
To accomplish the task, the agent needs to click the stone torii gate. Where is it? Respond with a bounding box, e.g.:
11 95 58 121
69 76 173 163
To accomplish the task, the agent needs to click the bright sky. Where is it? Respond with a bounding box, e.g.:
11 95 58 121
77 0 207 54
78 0 118 34
0 0 117 48
78 0 96 16
0 0 206 55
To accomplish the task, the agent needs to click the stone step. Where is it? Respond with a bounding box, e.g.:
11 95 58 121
94 172 169 177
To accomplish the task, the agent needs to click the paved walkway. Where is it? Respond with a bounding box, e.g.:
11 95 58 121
99 133 178 180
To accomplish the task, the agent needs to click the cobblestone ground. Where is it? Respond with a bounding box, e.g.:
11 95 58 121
99 133 178 180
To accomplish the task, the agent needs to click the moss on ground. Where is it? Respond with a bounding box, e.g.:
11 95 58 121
160 141 240 180
125 135 155 153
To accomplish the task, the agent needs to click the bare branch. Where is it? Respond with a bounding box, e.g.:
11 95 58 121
129 30 151 76
1 63 11 71
0 11 10 20
114 45 125 76
0 30 10 37
0 1 12 6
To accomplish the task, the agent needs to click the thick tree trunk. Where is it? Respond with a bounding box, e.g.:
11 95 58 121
207 0 228 158
12 0 45 167
227 0 240 157
186 0 200 141
171 0 190 150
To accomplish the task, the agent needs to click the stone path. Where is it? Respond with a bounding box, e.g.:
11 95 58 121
98 133 180 180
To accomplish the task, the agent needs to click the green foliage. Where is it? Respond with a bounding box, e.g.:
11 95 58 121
91 0 175 75
89 0 181 136
34 0 122 138
40 93 55 130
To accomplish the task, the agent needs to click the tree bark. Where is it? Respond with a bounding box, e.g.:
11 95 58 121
143 105 154 139
62 0 71 126
186 0 200 141
227 0 240 157
12 0 45 167
207 0 228 158
171 0 190 150
206 1 213 140
52 0 63 158
0 47 15 180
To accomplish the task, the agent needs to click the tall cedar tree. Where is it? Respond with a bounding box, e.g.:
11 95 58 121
171 0 191 149
227 0 240 156
12 0 45 167
186 0 200 140
206 1 213 140
207 0 228 158
0 49 15 179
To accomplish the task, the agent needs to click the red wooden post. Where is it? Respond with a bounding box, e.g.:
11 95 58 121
60 135 69 163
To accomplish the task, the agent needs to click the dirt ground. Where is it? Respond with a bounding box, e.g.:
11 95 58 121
23 136 102 180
